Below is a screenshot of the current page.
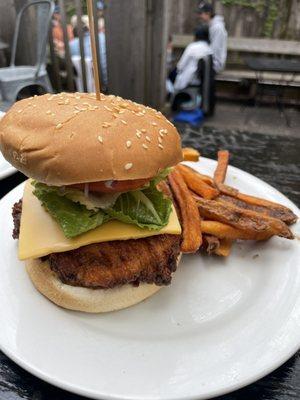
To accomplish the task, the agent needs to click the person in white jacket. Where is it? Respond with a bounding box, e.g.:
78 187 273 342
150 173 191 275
174 26 212 91
197 2 227 73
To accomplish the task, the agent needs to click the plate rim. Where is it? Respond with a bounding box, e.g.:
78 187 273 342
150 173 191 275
0 157 299 400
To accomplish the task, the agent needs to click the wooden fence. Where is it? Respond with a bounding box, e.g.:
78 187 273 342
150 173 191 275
169 0 300 40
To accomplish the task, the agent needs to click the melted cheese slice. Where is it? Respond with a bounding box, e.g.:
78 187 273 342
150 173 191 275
19 180 181 260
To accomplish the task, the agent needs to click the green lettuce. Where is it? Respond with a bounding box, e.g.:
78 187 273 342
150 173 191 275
33 183 109 238
32 168 172 238
106 186 172 230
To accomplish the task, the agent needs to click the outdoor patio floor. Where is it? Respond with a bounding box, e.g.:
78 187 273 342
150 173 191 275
203 101 300 138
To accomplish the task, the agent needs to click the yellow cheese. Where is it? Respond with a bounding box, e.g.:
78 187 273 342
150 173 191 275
19 180 181 260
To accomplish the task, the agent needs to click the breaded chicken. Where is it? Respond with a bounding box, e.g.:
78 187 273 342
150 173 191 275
47 234 181 289
12 200 181 289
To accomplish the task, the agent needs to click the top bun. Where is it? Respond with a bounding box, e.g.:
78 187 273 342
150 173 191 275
0 93 182 185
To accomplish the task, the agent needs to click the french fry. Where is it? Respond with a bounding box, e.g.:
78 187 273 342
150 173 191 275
196 197 293 239
214 150 230 184
177 165 219 200
218 194 297 225
202 235 220 254
215 182 239 197
182 147 200 162
168 169 202 253
180 165 214 185
214 239 232 257
201 220 257 240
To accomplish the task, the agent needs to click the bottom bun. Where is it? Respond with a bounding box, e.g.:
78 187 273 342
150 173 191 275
26 255 181 313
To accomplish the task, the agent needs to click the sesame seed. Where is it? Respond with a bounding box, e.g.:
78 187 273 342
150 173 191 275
159 129 165 135
121 120 127 125
158 144 164 149
113 113 118 118
17 109 23 113
56 123 63 129
29 96 33 100
32 104 37 108
119 109 125 114
97 135 103 143
51 113 55 116
75 95 81 99
152 122 158 126
28 102 32 106
125 162 133 170
126 140 132 148
64 99 70 104
136 129 142 138
74 106 81 111
104 106 112 112
141 129 146 133
159 132 164 137
158 137 163 143
46 110 51 115
146 136 151 142
102 122 111 128
120 102 128 108
142 144 148 150
74 110 80 114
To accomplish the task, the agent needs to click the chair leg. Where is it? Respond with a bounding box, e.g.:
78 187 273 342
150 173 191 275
38 75 54 94
0 81 19 103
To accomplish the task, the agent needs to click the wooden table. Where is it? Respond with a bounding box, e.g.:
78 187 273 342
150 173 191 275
0 125 299 399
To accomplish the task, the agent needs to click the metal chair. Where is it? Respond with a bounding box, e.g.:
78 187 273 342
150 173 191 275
0 0 55 103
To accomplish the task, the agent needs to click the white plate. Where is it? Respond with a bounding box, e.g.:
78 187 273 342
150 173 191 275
0 158 299 400
0 112 16 180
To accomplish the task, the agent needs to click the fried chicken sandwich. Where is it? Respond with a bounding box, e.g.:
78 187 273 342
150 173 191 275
0 92 183 312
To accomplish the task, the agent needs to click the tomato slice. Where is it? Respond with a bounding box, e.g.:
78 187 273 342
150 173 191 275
70 178 150 193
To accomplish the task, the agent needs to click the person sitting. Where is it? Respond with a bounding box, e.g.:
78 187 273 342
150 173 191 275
173 26 212 92
197 1 227 73
69 16 107 86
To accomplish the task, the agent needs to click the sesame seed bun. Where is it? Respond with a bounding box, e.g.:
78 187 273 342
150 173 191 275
0 93 182 185
25 255 181 313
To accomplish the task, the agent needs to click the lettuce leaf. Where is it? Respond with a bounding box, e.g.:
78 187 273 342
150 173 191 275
150 167 172 187
33 183 109 238
32 168 172 238
106 186 172 230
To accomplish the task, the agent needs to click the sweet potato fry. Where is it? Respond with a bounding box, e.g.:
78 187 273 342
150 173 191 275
196 197 293 239
201 220 258 240
217 194 297 225
214 239 232 257
202 235 220 254
177 165 219 199
180 164 214 185
168 169 202 253
182 147 200 162
214 150 230 184
215 182 239 197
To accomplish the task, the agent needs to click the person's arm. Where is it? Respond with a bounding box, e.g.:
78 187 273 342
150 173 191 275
211 29 227 73
176 46 192 72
